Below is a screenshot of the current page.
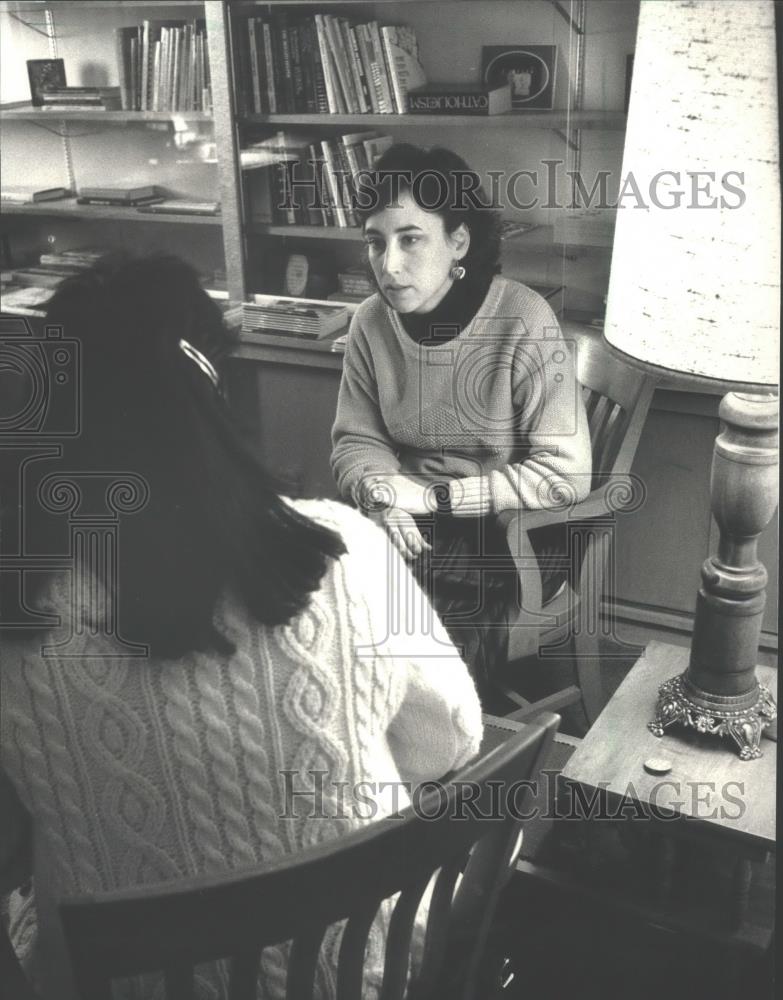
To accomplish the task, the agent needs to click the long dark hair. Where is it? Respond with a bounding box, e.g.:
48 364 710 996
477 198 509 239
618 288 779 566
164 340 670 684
5 253 345 658
355 143 502 288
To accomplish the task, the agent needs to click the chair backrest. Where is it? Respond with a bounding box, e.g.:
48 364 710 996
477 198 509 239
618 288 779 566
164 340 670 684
60 715 558 1000
575 333 657 484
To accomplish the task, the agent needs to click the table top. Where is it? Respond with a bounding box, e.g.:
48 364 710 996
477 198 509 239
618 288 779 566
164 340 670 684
561 642 777 851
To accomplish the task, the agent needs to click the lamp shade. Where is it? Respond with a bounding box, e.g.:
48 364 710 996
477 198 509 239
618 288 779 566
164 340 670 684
604 0 780 387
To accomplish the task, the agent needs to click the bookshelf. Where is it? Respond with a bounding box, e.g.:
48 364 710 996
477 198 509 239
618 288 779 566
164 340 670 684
0 0 228 304
1 0 636 314
217 0 635 311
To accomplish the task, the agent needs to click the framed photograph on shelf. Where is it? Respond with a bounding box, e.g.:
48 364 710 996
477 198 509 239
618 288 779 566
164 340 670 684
481 45 556 111
26 58 66 106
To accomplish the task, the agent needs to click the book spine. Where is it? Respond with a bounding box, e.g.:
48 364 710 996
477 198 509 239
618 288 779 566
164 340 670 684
141 20 151 110
289 23 305 112
278 18 295 113
115 29 130 111
355 25 379 114
298 19 316 114
152 41 161 111
261 22 277 114
320 140 347 227
307 142 329 226
379 27 402 114
367 22 394 114
275 132 297 225
248 18 262 113
347 25 371 113
313 15 338 114
332 140 357 226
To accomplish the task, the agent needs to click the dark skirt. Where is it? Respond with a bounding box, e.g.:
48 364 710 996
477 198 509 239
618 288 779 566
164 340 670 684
410 513 517 701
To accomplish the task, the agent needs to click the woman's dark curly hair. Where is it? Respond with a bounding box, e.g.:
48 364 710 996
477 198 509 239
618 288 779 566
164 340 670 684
355 143 502 287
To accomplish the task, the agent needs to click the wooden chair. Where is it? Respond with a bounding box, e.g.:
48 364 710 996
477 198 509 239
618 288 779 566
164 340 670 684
496 333 657 726
58 714 558 1000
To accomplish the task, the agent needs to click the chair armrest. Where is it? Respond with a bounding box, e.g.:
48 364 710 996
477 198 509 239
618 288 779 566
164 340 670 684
497 475 639 533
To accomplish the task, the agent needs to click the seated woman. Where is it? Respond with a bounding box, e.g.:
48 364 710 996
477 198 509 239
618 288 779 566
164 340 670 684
0 254 482 999
331 143 592 700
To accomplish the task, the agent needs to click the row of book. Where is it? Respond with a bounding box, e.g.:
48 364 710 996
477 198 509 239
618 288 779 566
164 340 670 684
237 14 425 115
115 19 211 112
247 130 392 229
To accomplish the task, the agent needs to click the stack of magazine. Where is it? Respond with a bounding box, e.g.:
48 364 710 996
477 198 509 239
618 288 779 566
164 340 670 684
242 299 349 340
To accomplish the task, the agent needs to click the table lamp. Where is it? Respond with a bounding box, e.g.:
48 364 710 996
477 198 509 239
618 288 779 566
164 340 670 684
602 0 779 759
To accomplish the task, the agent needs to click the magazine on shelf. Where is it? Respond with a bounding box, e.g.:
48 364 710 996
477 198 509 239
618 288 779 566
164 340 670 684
242 298 349 339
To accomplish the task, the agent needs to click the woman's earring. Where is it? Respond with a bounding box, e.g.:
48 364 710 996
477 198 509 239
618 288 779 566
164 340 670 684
450 263 466 281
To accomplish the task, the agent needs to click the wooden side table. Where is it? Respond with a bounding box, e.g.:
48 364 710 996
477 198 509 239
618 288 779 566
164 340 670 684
559 641 776 935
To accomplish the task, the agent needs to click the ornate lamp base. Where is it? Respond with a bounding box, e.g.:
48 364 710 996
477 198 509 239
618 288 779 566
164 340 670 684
649 674 777 761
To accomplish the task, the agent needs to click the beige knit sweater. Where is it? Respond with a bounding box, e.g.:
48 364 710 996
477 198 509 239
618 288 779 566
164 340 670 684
0 498 483 999
331 276 592 514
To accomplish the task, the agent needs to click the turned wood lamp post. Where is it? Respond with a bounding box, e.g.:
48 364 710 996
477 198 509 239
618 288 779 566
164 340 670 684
603 0 779 759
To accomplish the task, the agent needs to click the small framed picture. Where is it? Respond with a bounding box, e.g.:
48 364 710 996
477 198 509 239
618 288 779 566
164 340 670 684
481 45 556 111
27 58 66 106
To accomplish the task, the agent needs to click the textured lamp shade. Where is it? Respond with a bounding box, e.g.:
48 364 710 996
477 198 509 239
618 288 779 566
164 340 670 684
604 0 780 386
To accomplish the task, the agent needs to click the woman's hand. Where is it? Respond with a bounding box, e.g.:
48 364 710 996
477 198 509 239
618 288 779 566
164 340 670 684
371 507 432 561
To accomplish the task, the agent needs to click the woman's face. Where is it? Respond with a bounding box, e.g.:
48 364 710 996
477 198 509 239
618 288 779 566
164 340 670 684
363 189 469 314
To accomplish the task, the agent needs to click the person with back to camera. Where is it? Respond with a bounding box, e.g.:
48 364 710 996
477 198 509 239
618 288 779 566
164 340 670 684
0 253 483 999
331 143 592 701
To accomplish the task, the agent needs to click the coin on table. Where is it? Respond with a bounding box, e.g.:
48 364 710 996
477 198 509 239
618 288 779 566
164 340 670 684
643 757 673 775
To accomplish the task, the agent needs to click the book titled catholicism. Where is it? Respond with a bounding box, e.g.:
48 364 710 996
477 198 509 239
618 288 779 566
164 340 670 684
407 82 511 115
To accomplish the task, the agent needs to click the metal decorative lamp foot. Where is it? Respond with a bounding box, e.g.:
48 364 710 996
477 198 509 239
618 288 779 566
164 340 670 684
649 393 778 759
602 1 780 758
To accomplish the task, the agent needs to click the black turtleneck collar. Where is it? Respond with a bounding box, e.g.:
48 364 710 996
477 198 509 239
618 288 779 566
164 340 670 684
399 273 494 345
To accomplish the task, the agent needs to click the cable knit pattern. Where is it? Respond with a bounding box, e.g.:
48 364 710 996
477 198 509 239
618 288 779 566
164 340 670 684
331 275 592 513
0 498 483 1000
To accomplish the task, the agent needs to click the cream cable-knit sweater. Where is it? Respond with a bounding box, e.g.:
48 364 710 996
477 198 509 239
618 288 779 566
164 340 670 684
331 276 592 514
0 499 483 1000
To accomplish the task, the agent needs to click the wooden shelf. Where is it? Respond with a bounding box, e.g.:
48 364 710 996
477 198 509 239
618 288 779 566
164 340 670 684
247 221 613 252
0 2 204 9
0 103 212 122
0 198 221 225
241 111 626 130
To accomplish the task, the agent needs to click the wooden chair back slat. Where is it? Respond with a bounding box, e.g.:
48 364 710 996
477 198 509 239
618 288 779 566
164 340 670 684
414 858 463 994
60 717 558 1000
285 928 327 1000
229 950 262 1000
336 901 380 1000
379 874 433 1000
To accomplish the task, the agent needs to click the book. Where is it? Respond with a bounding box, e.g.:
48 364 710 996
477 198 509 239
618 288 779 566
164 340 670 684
136 199 221 215
1 187 70 204
78 185 158 202
39 248 108 267
365 22 395 114
242 298 349 339
1 285 55 311
76 195 164 207
11 265 83 288
379 25 426 114
407 82 512 115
